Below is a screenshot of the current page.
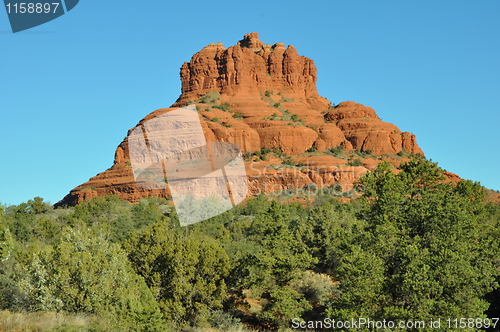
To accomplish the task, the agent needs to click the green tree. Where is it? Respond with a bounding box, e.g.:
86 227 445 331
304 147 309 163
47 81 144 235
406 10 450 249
258 286 311 326
243 201 316 286
124 221 231 329
231 201 316 327
13 224 165 331
0 210 14 263
0 207 17 310
70 195 129 227
27 197 50 214
131 197 168 230
326 158 498 326
3 203 36 242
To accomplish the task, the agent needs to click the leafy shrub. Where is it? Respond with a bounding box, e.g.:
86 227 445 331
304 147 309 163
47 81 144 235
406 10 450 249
306 145 317 153
243 148 276 162
355 149 373 158
212 102 230 112
13 225 165 331
272 147 283 158
326 183 345 196
347 158 363 167
265 112 279 120
397 149 409 157
281 157 295 167
265 90 273 97
125 221 230 329
261 147 272 155
207 310 246 331
303 183 318 192
290 270 338 306
232 113 244 119
198 91 221 104
328 145 344 156
243 151 253 162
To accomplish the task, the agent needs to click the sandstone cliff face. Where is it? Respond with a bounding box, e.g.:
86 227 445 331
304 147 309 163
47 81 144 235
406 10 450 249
324 101 424 155
56 33 426 207
174 32 322 107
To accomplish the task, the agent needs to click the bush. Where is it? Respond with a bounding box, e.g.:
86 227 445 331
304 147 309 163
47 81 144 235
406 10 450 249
265 112 279 120
208 310 246 331
212 102 230 112
265 90 273 97
198 92 221 104
347 158 364 167
354 149 373 158
243 151 253 161
13 225 165 330
328 145 344 156
306 145 317 153
281 157 295 167
272 147 283 158
232 113 244 119
261 147 272 155
290 270 338 306
397 149 408 157
303 183 318 192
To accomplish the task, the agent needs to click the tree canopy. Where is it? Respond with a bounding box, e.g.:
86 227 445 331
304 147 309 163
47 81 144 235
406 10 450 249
0 158 499 331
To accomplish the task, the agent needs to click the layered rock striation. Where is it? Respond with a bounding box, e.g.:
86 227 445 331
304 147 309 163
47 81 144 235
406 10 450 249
56 33 424 206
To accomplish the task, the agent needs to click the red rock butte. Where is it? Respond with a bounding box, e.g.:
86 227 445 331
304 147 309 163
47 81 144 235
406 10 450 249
56 32 424 207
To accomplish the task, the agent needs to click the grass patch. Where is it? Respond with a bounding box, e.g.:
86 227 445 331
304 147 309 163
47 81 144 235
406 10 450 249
0 310 103 332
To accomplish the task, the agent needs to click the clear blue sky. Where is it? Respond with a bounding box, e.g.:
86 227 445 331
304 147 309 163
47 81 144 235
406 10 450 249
1 0 499 206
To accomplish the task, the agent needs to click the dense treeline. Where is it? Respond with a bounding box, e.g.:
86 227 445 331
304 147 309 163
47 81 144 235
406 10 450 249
0 158 499 331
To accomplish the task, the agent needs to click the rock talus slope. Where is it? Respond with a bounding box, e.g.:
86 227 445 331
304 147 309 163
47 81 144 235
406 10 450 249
56 33 424 206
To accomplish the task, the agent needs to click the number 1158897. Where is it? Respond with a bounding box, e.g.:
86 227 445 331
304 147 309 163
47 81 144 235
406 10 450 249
5 3 60 14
